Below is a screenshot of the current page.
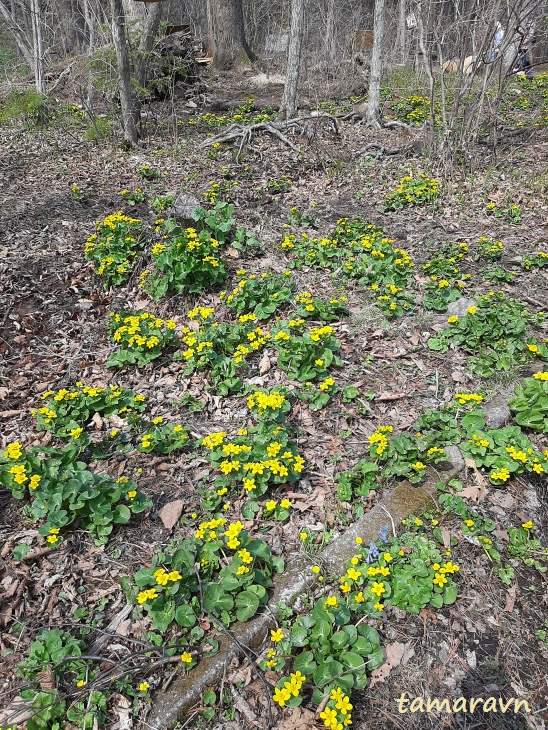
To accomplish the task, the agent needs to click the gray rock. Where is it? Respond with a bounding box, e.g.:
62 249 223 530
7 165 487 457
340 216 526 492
173 193 200 226
446 297 478 318
483 394 511 429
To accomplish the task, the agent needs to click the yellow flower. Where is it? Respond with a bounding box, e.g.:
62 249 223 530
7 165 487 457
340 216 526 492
312 565 321 574
180 652 193 664
139 682 150 692
300 532 308 541
280 499 291 509
373 602 384 611
370 581 385 597
273 686 291 707
265 500 277 512
270 628 284 643
521 521 534 530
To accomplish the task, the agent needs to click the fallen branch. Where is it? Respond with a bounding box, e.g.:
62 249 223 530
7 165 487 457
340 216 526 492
353 142 406 159
199 113 339 158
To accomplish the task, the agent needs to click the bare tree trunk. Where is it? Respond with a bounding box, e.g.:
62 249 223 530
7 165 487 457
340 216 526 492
30 0 44 94
83 0 95 109
396 0 407 63
325 0 336 65
366 0 386 127
136 1 163 89
207 0 256 69
110 0 138 144
0 1 34 67
279 0 305 120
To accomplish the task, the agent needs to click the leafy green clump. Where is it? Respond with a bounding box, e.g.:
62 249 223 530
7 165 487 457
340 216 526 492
84 211 143 288
428 292 547 377
509 371 548 431
221 270 295 319
0 442 150 544
106 311 179 367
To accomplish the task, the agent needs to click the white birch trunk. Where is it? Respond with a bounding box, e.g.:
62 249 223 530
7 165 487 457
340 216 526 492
280 0 305 120
366 0 386 127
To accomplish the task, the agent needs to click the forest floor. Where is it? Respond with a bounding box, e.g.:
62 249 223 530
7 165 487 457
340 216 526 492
0 66 547 730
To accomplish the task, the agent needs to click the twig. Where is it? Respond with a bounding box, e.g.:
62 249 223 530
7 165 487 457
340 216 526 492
194 565 274 729
380 505 397 538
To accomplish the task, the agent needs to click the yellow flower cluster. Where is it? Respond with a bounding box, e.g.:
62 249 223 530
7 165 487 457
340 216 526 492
246 390 286 416
470 433 490 448
109 312 176 349
533 371 548 381
3 441 23 460
368 425 393 457
490 467 510 482
319 377 335 392
320 688 353 729
454 392 483 405
233 327 271 364
137 588 159 604
153 568 182 585
273 671 307 707
310 325 335 342
195 516 227 541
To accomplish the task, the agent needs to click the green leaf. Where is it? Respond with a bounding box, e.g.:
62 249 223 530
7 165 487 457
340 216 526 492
443 584 458 604
293 650 317 675
340 650 366 670
235 590 260 622
13 543 31 561
313 660 344 688
175 604 197 628
430 593 443 608
113 504 131 523
290 625 309 647
203 584 234 615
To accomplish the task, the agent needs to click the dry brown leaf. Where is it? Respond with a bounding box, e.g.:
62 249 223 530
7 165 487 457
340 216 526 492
460 484 487 503
0 409 23 418
0 696 33 726
377 391 405 401
259 352 271 374
277 707 316 730
111 693 133 730
226 246 240 258
158 499 184 530
369 641 415 687
0 387 8 399
505 585 517 613
92 412 103 429
440 526 452 548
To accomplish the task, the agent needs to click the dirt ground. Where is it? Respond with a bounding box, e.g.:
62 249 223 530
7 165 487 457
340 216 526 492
0 68 547 730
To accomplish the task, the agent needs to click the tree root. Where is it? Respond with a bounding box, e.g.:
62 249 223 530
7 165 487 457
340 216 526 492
199 113 339 161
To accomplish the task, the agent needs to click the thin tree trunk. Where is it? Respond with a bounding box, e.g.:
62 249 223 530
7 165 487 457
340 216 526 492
136 1 163 89
325 0 336 65
30 0 44 94
279 0 305 120
0 1 34 66
397 0 407 63
110 0 138 144
83 0 95 109
366 0 386 127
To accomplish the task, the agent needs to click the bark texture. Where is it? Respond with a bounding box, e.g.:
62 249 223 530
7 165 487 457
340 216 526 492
366 0 386 127
207 0 256 69
279 0 305 120
110 0 138 144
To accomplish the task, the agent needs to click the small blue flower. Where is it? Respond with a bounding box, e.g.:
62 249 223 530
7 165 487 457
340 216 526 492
366 542 380 563
378 525 389 543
